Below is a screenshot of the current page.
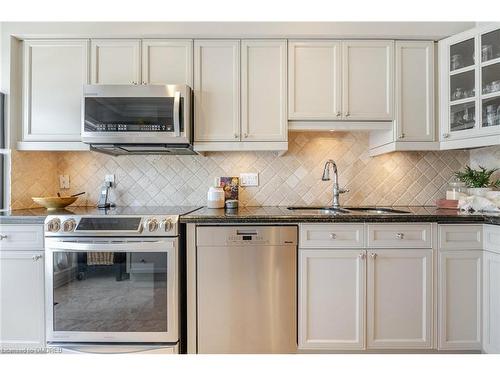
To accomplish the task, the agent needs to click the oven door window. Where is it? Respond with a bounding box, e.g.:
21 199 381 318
52 251 168 332
84 97 183 133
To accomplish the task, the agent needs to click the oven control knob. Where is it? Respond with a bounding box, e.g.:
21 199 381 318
47 218 61 232
145 219 159 232
62 219 76 232
161 219 174 232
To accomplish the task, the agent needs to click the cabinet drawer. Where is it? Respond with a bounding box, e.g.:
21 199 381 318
299 224 364 248
0 225 44 251
367 224 431 248
484 225 500 254
439 225 483 250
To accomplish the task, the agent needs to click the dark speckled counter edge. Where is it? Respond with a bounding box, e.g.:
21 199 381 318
0 216 47 225
1 209 499 226
179 215 489 224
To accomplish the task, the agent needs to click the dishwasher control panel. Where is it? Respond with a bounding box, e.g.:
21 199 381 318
196 226 297 247
227 234 267 245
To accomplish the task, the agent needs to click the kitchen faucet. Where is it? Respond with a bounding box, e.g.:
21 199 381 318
322 159 349 208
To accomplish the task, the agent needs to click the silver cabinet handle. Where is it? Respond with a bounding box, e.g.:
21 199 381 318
336 111 341 117
396 232 405 240
345 112 350 117
329 233 337 240
442 133 450 139
398 133 405 139
244 133 248 138
359 253 366 260
0 234 7 240
369 252 377 259
32 255 43 261
234 133 239 139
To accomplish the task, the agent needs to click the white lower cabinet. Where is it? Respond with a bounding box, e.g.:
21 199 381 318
483 250 500 354
367 249 433 349
0 250 45 350
299 249 365 350
0 224 45 350
438 250 482 350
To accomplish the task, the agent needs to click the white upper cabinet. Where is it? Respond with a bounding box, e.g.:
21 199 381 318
395 41 435 141
141 39 193 86
91 39 141 84
194 40 240 142
439 23 500 149
288 40 394 126
21 39 89 143
366 249 433 349
288 40 341 120
342 40 394 121
241 40 287 141
299 249 365 350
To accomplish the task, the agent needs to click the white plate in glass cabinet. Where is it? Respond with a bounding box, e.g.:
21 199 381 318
440 24 500 148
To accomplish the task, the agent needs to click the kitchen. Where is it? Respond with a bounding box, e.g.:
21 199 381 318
1 7 500 373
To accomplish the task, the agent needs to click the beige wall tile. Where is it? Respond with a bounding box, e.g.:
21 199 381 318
10 133 474 209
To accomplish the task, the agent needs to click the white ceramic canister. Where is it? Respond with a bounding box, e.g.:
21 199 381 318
207 186 225 208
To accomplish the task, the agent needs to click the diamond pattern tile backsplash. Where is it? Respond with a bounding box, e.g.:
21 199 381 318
10 132 478 210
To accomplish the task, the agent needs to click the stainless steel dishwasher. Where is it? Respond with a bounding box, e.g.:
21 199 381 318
196 226 297 354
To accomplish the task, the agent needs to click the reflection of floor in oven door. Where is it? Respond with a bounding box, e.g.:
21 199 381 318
53 270 168 332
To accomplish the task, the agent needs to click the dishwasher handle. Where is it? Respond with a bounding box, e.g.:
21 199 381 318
236 229 259 236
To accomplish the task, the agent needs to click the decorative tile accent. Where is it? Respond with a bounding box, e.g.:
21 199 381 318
10 133 473 209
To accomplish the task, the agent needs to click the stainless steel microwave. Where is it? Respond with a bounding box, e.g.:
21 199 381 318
82 84 194 155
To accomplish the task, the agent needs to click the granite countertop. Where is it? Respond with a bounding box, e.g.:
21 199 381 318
1 205 499 226
0 206 202 224
180 206 500 225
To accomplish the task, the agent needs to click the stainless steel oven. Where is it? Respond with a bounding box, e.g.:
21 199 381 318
82 84 194 155
44 214 180 351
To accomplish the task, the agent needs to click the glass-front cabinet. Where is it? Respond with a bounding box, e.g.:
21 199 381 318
440 23 500 146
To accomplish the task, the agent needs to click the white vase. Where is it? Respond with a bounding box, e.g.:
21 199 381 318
468 187 492 197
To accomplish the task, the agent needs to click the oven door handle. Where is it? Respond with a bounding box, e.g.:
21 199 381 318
45 238 176 252
173 91 181 137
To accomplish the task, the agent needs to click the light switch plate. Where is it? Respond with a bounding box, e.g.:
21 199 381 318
240 173 259 187
59 175 70 189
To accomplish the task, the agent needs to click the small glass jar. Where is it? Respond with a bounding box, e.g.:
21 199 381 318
446 181 467 200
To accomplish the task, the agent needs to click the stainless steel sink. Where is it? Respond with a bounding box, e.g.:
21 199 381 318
287 206 350 214
287 206 411 214
343 207 411 214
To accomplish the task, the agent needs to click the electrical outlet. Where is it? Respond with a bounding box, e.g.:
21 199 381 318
59 175 70 189
240 173 259 187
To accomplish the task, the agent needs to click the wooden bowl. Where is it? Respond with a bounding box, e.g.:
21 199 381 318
32 196 78 210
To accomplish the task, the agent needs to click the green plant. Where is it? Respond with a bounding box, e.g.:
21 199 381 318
454 165 500 188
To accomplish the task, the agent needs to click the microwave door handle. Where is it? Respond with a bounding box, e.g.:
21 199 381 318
173 91 181 137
